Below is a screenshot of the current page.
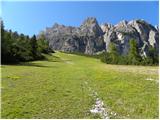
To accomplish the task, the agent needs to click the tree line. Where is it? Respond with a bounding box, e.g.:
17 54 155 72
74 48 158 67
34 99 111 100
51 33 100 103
1 20 158 65
100 40 159 66
1 21 53 64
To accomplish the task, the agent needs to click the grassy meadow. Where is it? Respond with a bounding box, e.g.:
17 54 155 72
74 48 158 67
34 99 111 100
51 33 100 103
1 52 159 118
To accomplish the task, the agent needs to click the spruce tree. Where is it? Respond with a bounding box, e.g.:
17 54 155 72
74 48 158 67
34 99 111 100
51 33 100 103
128 39 141 65
37 34 50 53
109 43 119 64
30 35 38 58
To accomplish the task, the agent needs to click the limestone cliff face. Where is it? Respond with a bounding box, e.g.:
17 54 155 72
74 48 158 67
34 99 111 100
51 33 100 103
41 17 105 55
101 19 159 57
39 18 159 56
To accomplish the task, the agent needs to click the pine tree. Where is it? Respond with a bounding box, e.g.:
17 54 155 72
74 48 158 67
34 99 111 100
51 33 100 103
147 46 159 65
109 43 119 64
30 35 38 58
128 39 141 65
37 34 50 53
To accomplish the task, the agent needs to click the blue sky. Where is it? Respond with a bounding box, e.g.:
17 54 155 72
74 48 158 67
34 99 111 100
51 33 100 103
1 1 159 36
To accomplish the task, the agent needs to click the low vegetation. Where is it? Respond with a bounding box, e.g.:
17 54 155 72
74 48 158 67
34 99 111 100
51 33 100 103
1 52 158 118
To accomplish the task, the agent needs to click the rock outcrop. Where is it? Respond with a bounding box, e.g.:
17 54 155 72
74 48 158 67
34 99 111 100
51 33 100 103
41 17 105 55
102 19 159 57
39 17 159 56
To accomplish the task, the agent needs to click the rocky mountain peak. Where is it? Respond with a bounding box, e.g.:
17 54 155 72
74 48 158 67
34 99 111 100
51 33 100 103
115 20 128 27
52 23 66 29
52 23 60 28
81 17 98 27
39 17 159 56
100 23 113 33
80 17 103 36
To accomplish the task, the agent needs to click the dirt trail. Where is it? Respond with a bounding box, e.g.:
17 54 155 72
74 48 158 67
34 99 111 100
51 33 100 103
84 81 117 119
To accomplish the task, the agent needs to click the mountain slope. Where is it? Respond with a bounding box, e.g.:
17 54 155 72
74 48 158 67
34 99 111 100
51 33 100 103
2 52 159 118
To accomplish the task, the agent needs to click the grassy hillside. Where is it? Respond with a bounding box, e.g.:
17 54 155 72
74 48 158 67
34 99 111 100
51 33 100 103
1 52 159 118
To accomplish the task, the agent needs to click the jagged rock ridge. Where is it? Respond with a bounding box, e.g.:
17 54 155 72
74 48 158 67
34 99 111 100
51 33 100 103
41 17 105 55
101 19 159 57
39 17 159 56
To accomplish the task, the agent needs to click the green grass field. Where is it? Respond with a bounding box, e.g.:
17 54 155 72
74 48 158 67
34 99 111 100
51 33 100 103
1 52 159 118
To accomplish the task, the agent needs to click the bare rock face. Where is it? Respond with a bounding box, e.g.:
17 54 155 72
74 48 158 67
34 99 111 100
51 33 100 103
79 17 105 54
41 17 105 55
102 19 159 57
39 18 158 57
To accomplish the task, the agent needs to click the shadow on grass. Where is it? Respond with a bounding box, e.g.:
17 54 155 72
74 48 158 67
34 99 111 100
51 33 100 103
18 62 55 68
62 59 72 62
2 60 58 68
42 54 63 62
1 53 73 67
1 53 62 67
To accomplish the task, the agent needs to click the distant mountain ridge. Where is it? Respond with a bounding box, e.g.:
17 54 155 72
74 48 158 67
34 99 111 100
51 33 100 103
39 17 159 57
